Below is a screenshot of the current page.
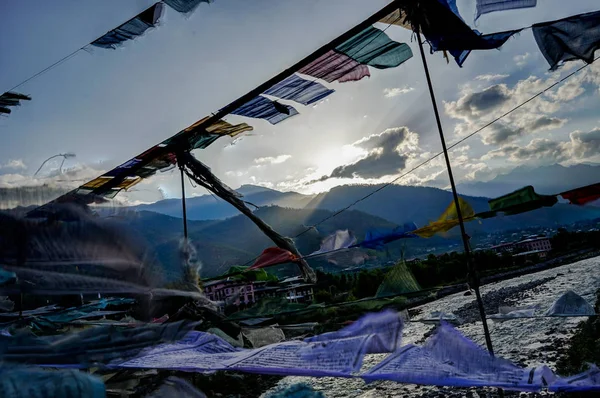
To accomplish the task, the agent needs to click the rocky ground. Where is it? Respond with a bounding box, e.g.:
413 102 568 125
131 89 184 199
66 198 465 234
263 256 600 397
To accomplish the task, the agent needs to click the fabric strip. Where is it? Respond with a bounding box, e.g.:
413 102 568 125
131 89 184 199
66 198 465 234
533 10 600 70
298 50 370 83
91 3 164 49
475 0 537 22
162 0 210 15
335 26 413 69
263 74 334 105
560 183 600 205
230 95 299 125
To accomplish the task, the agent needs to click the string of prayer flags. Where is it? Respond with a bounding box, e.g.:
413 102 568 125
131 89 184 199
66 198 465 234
91 3 164 49
487 186 557 216
298 25 411 83
475 0 537 23
560 183 600 205
533 10 600 70
264 75 335 106
413 198 475 238
162 0 211 15
247 247 299 271
298 50 371 83
0 92 31 115
230 96 298 124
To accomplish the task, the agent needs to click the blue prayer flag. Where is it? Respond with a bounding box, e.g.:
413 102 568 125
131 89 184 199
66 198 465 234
91 3 164 49
230 96 298 125
264 75 334 105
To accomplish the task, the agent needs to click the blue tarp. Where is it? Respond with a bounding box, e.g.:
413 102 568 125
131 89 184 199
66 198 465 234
533 10 600 70
263 75 334 105
335 26 413 69
91 3 164 49
230 96 299 124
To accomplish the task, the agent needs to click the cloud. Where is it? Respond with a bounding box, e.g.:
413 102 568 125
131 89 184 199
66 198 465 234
0 164 104 189
0 159 26 170
383 86 414 98
482 127 600 163
253 154 292 165
443 67 598 144
475 74 509 82
569 127 600 159
481 116 567 145
315 127 420 182
514 52 530 67
445 84 512 121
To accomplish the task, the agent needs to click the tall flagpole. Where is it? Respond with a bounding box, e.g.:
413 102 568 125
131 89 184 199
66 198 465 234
179 164 189 240
416 29 495 355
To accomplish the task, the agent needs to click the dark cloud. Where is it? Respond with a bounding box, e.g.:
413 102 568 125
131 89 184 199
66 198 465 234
315 127 418 182
448 85 511 118
483 127 600 163
482 116 566 145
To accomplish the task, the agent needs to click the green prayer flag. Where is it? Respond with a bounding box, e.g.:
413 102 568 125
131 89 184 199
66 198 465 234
376 260 421 298
488 186 558 215
335 26 413 69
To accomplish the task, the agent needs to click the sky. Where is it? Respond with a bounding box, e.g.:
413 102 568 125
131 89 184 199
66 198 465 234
1 0 600 207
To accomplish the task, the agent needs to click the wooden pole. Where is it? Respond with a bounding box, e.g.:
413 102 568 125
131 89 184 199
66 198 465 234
416 29 495 355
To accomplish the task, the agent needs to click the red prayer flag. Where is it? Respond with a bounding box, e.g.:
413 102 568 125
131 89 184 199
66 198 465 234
248 247 299 270
560 183 600 205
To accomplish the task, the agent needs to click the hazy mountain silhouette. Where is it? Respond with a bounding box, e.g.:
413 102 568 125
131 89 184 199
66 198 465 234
457 164 600 198
134 184 314 220
127 206 397 278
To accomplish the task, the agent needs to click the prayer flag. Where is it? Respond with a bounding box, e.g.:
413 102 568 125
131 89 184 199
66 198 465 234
91 3 164 49
533 10 600 70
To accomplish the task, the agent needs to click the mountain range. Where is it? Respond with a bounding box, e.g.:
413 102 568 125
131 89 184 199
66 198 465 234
456 164 600 198
124 165 600 278
134 164 600 224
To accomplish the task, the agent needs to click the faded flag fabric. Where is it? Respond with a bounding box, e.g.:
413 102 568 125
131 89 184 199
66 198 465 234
411 0 519 66
248 247 299 270
162 0 210 15
0 91 31 115
335 26 413 69
533 10 600 70
475 0 537 22
91 3 164 49
298 50 370 83
413 198 475 238
309 229 357 256
230 96 298 124
363 323 550 391
356 222 418 250
264 75 334 105
488 186 558 215
0 366 106 398
560 182 600 205
184 116 254 138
